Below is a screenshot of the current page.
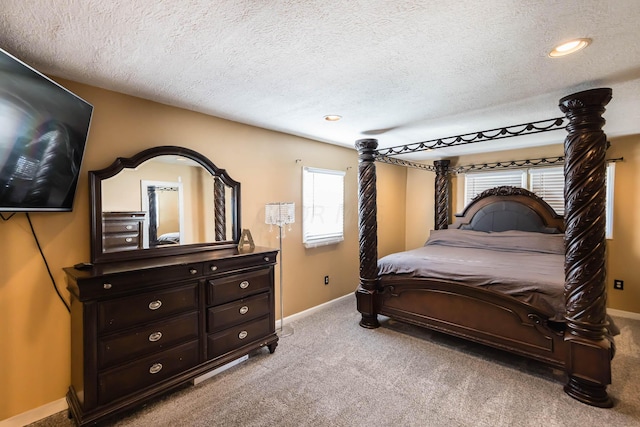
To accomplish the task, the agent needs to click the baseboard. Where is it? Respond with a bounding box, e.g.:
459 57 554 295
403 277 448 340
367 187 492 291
0 398 67 427
608 308 640 320
275 292 353 329
2 292 354 426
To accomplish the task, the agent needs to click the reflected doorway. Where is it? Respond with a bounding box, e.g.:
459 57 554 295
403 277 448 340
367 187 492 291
141 180 184 248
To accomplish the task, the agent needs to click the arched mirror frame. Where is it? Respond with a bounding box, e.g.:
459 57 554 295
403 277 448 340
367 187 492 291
89 145 241 264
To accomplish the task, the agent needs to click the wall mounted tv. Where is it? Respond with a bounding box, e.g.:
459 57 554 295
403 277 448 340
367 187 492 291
0 47 93 212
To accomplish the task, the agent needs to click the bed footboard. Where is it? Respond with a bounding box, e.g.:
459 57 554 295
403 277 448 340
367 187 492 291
377 278 567 367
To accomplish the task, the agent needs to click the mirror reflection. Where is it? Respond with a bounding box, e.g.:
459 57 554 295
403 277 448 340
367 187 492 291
100 155 235 254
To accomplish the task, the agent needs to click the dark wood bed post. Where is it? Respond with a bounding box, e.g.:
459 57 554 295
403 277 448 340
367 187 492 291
434 160 450 230
560 87 613 408
355 138 380 328
214 177 226 241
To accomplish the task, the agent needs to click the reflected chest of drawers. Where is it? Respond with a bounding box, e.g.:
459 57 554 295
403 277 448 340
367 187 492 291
101 211 146 252
64 247 278 426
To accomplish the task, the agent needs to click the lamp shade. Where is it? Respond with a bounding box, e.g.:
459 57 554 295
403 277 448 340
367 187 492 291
265 202 295 226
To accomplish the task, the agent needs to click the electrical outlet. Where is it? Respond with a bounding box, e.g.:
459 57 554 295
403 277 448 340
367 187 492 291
613 279 624 290
324 275 329 285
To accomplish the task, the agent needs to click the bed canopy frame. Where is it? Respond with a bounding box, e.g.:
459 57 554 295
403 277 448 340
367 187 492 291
355 88 614 407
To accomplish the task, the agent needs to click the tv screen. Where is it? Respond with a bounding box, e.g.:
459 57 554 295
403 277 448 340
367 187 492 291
0 48 93 212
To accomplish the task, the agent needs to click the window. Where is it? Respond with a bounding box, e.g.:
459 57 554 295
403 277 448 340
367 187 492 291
528 166 565 214
302 167 345 248
464 170 526 204
464 164 615 238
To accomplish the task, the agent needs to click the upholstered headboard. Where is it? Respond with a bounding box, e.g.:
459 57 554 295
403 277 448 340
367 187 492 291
451 186 565 234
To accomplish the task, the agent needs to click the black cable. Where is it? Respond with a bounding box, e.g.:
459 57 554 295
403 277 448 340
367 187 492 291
26 213 71 313
1 212 16 221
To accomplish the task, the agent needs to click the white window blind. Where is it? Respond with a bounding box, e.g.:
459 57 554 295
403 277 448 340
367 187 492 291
302 167 345 248
605 163 615 239
463 164 616 238
529 166 565 215
464 170 526 204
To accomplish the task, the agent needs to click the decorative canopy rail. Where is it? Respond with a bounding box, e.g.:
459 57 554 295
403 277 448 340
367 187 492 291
375 155 437 171
375 117 566 157
450 156 623 174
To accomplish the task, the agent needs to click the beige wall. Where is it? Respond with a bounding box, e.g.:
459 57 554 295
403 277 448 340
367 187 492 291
0 80 407 419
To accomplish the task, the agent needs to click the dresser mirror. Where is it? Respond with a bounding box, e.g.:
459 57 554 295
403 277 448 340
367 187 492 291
90 146 240 263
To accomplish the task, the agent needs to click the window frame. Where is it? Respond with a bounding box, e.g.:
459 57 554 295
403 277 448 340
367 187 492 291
302 166 345 248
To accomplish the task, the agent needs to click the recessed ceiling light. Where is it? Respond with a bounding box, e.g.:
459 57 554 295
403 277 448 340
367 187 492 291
324 115 342 121
549 38 591 58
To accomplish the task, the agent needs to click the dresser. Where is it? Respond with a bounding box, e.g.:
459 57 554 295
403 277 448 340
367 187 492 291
64 246 278 426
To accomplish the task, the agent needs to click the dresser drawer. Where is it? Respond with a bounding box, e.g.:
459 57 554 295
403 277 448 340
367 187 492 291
205 252 276 276
98 282 198 333
103 221 142 234
207 293 269 333
207 269 271 305
98 311 199 369
103 232 140 251
207 315 271 359
98 340 199 405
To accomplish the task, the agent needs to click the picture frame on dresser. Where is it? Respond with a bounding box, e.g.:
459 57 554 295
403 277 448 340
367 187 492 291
64 146 279 426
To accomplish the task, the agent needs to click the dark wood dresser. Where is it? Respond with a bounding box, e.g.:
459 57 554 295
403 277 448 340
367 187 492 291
64 246 278 426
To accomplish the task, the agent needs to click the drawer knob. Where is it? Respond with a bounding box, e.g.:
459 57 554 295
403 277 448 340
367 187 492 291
125 225 134 230
239 306 249 315
210 265 218 271
239 280 250 289
189 268 198 275
125 237 133 243
103 283 112 290
148 300 162 310
149 363 163 374
238 330 248 340
148 331 163 342
264 256 270 262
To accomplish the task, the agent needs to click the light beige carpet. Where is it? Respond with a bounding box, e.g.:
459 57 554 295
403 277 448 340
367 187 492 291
31 296 640 426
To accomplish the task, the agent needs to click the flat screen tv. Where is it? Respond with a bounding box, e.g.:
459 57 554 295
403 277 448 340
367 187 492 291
0 47 93 212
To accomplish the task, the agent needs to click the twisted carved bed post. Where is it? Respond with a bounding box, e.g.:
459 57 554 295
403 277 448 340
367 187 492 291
214 177 226 241
434 160 450 230
560 87 613 407
355 139 380 328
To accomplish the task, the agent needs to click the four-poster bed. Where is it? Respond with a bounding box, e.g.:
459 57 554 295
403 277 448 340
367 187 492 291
355 88 616 407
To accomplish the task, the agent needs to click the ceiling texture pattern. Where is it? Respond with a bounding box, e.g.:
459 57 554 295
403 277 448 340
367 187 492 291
2 0 639 159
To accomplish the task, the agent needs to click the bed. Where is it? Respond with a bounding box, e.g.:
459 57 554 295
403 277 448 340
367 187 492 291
354 88 616 407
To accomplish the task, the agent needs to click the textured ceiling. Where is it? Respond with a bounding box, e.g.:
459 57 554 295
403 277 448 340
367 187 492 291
2 0 640 160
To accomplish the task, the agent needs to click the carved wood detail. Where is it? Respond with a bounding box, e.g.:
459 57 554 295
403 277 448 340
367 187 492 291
560 87 613 408
560 88 611 340
356 139 379 290
214 177 226 241
434 160 450 230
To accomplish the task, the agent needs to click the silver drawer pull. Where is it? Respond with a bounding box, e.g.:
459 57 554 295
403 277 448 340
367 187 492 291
125 237 133 243
238 330 248 340
148 300 162 310
210 265 218 271
263 256 270 262
125 225 134 230
148 332 163 342
239 306 249 315
149 363 163 374
189 268 198 275
103 283 112 290
239 280 250 289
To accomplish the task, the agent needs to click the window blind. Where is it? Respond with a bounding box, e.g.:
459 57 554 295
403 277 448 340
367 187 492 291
529 166 565 215
302 167 345 248
464 170 526 205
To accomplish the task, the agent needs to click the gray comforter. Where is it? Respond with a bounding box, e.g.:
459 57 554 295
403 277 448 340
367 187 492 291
377 229 566 320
